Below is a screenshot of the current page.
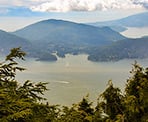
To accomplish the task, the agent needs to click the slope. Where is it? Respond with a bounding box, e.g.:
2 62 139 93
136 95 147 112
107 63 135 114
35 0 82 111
89 12 148 32
0 29 31 54
88 37 148 62
13 19 125 46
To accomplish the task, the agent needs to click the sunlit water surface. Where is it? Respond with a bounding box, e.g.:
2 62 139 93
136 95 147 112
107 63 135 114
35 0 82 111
121 27 148 38
14 54 148 106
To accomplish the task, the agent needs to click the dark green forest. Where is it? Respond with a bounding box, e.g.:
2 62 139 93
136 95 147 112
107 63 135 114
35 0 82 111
0 48 148 122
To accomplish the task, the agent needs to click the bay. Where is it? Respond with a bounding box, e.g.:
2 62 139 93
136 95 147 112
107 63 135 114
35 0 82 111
15 54 148 106
121 27 148 38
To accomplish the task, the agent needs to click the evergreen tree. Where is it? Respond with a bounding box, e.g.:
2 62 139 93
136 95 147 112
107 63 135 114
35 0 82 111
78 95 94 122
58 96 94 122
124 62 148 122
0 48 51 122
1 48 148 122
97 80 124 121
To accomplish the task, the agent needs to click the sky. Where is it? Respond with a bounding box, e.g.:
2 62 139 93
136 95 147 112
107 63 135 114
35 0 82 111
0 0 148 31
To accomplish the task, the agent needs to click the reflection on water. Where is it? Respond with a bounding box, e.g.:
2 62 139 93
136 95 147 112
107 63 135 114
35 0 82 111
15 54 148 106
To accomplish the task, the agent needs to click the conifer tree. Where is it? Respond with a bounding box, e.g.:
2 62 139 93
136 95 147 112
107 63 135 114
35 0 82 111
124 62 148 122
97 80 124 121
0 48 49 122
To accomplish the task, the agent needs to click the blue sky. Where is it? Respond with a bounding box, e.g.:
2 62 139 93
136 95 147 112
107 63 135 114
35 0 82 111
0 0 148 31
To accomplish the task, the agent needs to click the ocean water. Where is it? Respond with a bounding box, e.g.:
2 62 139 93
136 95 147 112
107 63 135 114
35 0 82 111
121 27 148 38
15 54 148 106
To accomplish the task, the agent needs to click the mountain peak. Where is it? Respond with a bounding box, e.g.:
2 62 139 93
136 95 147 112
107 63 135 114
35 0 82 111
13 19 125 43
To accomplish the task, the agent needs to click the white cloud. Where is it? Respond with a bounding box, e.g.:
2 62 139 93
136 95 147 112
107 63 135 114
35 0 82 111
0 0 148 12
0 0 24 6
133 0 148 8
30 0 148 12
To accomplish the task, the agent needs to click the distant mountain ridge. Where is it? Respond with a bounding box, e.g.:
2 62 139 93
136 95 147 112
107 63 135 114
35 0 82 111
0 29 58 61
12 19 126 59
1 15 148 62
88 37 148 62
0 29 31 54
13 19 125 45
89 12 148 32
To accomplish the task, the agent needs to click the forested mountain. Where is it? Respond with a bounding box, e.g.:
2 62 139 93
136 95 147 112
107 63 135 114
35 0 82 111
0 29 31 54
12 19 126 58
88 37 148 62
89 12 148 32
1 17 148 62
13 19 125 45
0 29 57 61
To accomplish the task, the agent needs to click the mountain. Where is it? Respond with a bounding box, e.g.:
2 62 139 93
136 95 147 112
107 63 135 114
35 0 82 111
0 29 58 61
13 19 126 58
89 12 148 32
13 19 125 45
88 37 148 62
0 29 31 54
1 17 148 62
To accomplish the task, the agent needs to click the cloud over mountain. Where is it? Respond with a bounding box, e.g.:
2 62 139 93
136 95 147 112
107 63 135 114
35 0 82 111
133 0 148 8
30 0 148 12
